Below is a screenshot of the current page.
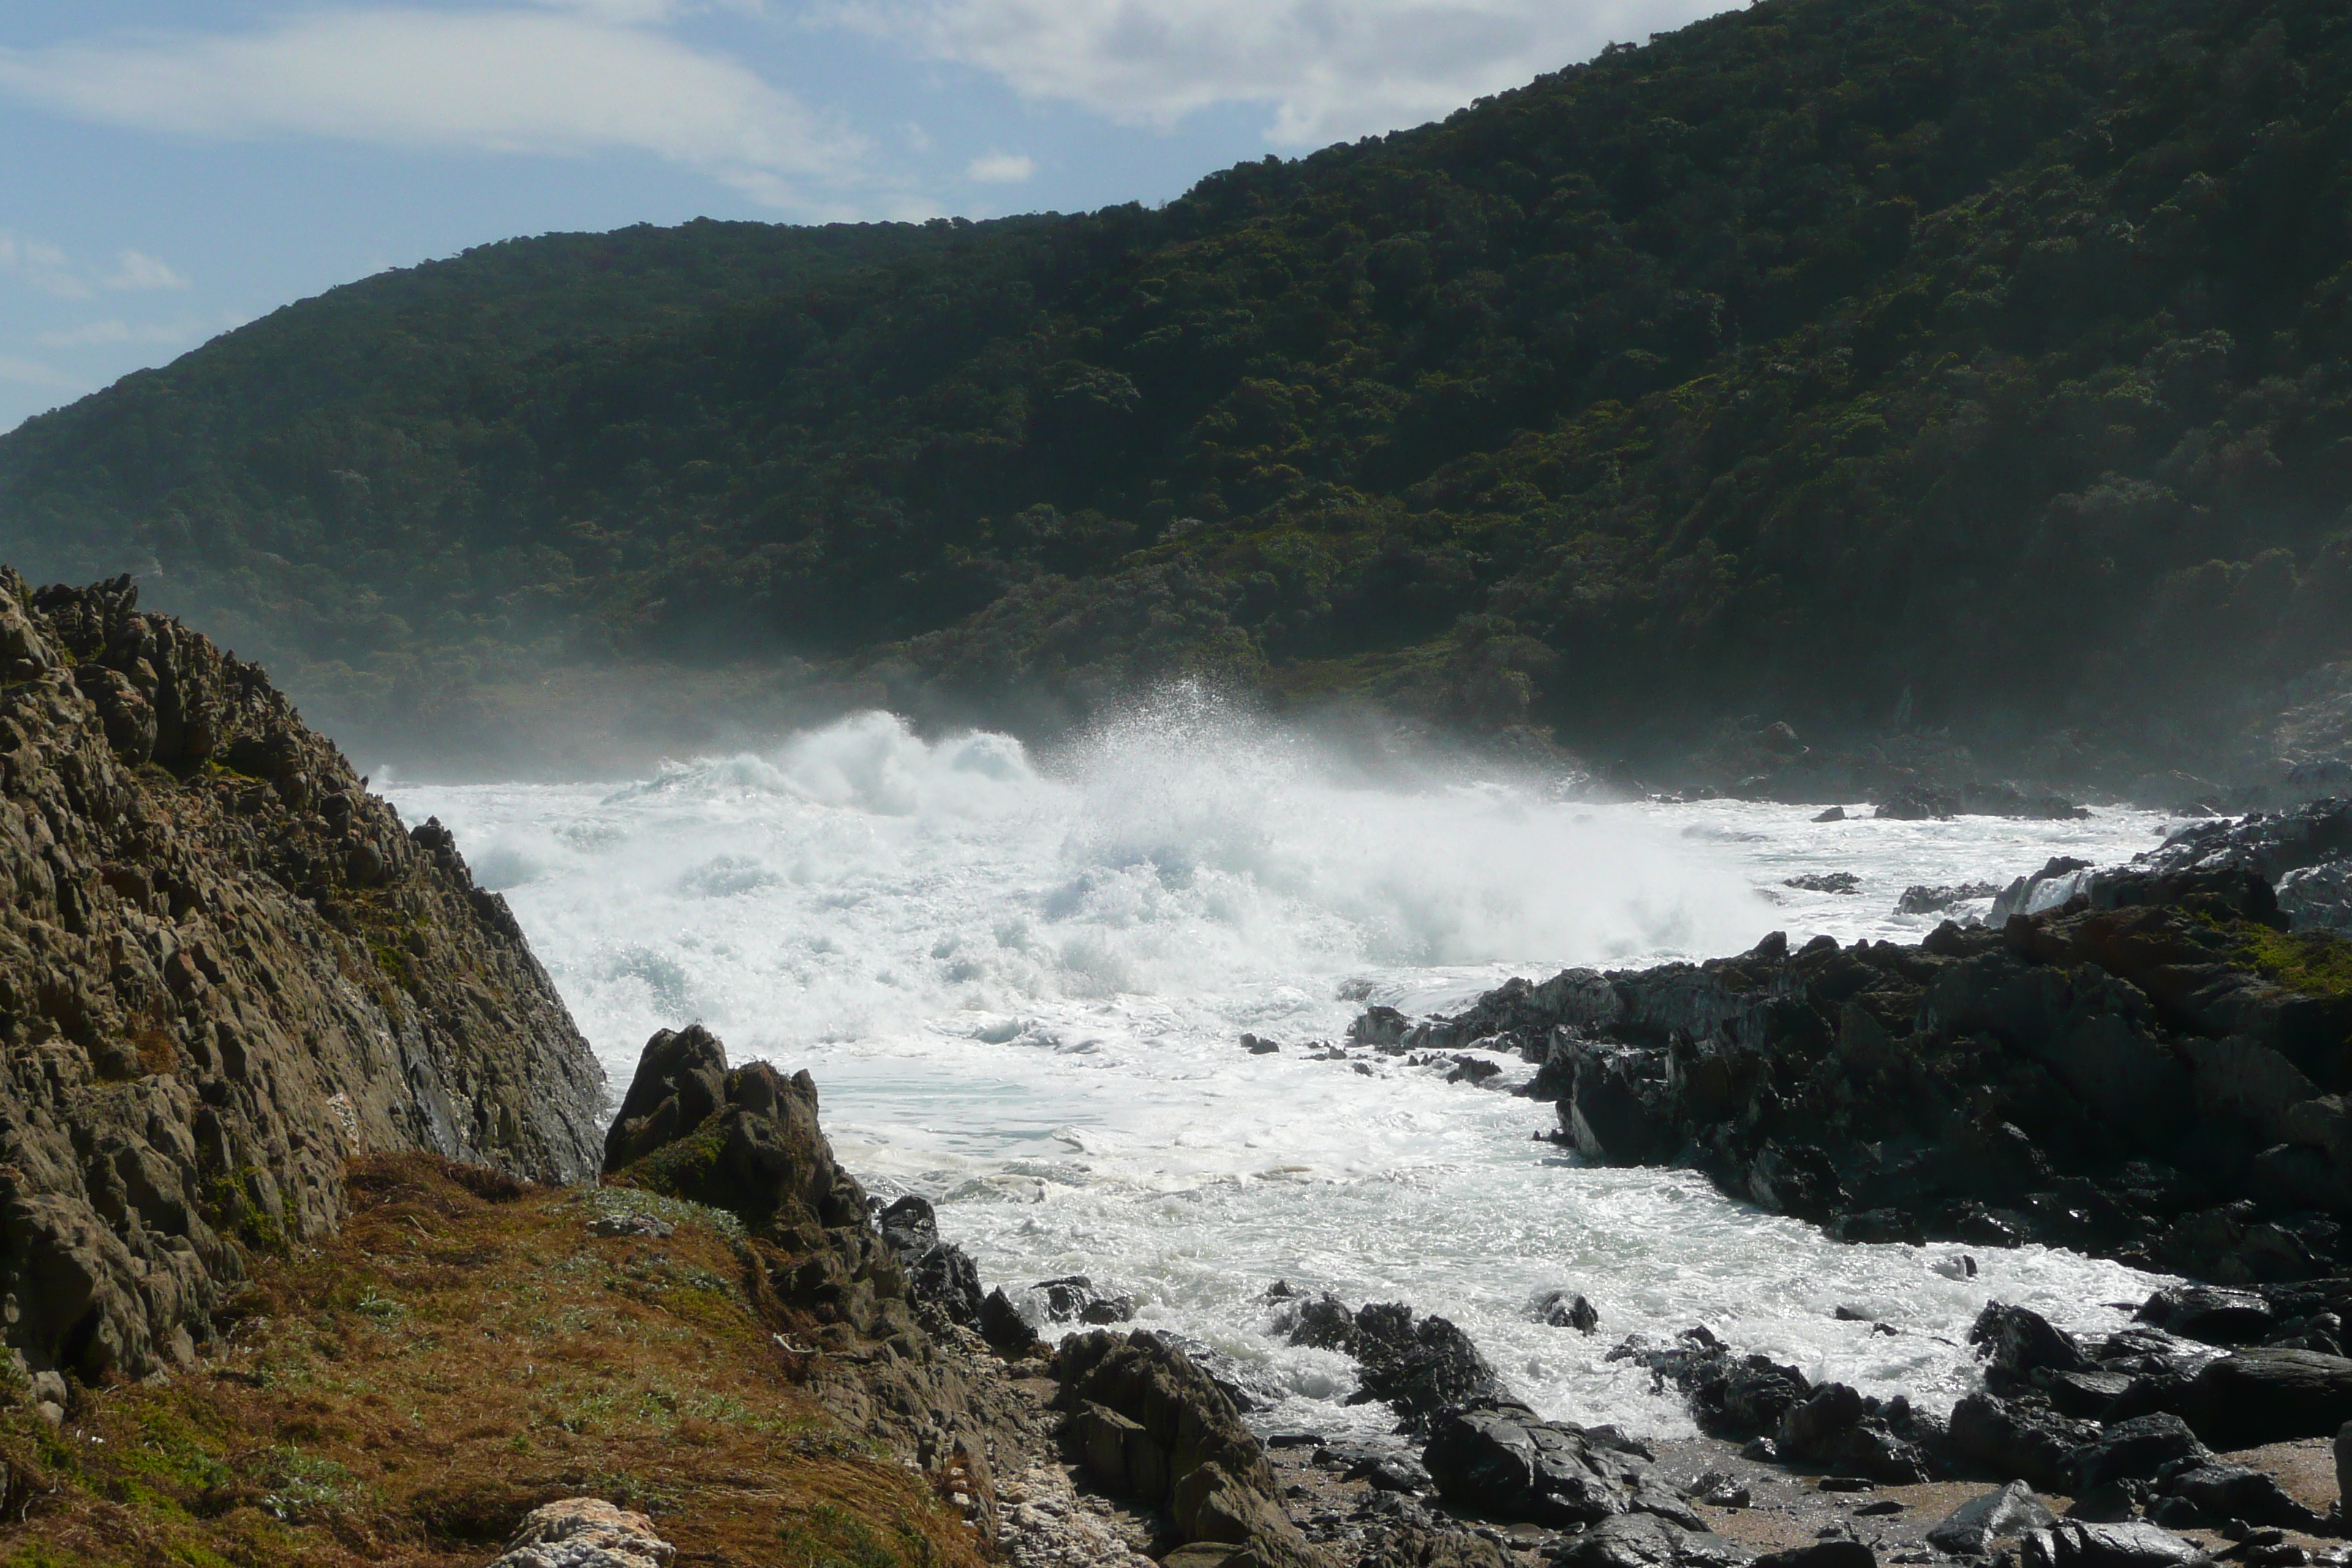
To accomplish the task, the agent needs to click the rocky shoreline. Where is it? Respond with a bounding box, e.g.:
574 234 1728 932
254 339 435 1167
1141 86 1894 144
5 562 2350 1567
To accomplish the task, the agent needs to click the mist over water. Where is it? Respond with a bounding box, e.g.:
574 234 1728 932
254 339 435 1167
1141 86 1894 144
389 693 2179 1442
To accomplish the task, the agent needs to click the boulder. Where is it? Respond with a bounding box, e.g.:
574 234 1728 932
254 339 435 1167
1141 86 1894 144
1948 1393 2098 1493
1535 1290 1602 1333
980 1288 1036 1353
1283 1297 1506 1432
1876 786 1961 821
1055 1330 1331 1568
1753 1546 1875 1568
487 1496 675 1568
1927 1482 2058 1556
2178 1349 2352 1447
1972 1303 2095 1394
1036 1275 1137 1324
1420 1401 1628 1529
2017 1520 2210 1568
877 1195 985 1331
1357 1524 1517 1568
603 1025 728 1171
1774 1384 1934 1483
1553 1512 1754 1568
603 1035 875 1254
2062 1414 2212 1494
2163 1465 2327 1531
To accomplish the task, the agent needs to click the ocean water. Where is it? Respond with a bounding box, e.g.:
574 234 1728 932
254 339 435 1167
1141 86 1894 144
385 694 2182 1442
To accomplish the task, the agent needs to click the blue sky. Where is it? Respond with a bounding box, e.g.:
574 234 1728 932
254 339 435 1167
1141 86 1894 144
0 0 1728 433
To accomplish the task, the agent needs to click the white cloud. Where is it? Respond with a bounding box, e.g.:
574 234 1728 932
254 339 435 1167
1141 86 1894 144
0 7 866 210
0 229 91 298
37 319 197 347
103 249 189 290
967 150 1033 182
0 355 80 390
840 0 1730 144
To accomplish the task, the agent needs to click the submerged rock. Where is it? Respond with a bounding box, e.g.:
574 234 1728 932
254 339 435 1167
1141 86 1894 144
1275 1294 1504 1431
1534 1289 1602 1333
1035 1274 1137 1324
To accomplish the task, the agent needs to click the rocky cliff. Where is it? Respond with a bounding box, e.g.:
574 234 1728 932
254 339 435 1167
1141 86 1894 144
0 572 603 1388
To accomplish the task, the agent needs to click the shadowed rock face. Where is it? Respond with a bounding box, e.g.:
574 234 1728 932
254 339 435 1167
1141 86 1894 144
0 572 606 1385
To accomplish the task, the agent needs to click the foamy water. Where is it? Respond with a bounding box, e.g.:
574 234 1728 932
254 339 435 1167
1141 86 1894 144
385 696 2182 1441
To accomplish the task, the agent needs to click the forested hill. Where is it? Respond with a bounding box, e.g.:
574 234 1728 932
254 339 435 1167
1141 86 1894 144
4 0 2351 769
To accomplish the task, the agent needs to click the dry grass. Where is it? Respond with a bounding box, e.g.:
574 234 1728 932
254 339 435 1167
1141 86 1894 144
0 1155 988 1568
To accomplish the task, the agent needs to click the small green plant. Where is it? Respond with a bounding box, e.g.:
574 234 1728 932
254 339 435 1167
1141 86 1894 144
257 1449 359 1524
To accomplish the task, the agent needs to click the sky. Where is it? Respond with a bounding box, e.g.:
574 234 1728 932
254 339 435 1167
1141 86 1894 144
0 0 1732 433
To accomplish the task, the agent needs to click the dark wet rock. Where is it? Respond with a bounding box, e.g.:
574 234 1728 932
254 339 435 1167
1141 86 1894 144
1359 1523 1518 1568
2018 1519 2212 1568
1447 1055 1504 1085
1277 1294 1504 1432
980 1286 1036 1352
1973 1303 2097 1394
2176 1347 2352 1447
1552 1509 1755 1568
1633 1482 1709 1531
1948 1392 2100 1493
1421 1401 1628 1529
877 1195 986 1332
1242 1033 1281 1054
2163 1465 2326 1531
1349 1007 1413 1051
0 574 607 1387
1534 1290 1601 1333
1057 1329 1334 1568
1897 882 1999 916
1610 1330 1814 1441
1360 810 2352 1281
1349 1304 1504 1431
1776 1384 1937 1484
1927 1482 2059 1554
2042 1369 2135 1420
1814 807 1847 823
1753 1545 1875 1568
1346 1450 1434 1494
1785 873 1862 894
1035 1274 1137 1324
2135 1286 2277 1345
2062 1413 2212 1494
1876 786 1960 821
2065 1482 2143 1523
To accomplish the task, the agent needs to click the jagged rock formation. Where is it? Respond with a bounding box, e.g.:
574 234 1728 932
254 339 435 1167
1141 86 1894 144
600 1025 1041 1535
0 572 605 1386
1378 804 2352 1282
1057 1329 1335 1568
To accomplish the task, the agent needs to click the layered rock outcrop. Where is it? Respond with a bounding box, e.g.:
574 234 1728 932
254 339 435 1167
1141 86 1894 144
600 1025 1038 1533
0 572 606 1384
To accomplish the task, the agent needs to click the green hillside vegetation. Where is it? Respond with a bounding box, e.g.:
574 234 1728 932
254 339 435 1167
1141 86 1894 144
4 0 2351 764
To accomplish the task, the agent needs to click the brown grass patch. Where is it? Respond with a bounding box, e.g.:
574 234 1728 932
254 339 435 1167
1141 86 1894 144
0 1153 988 1568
